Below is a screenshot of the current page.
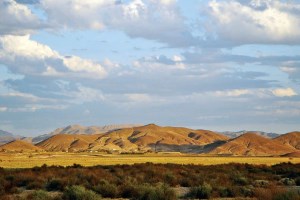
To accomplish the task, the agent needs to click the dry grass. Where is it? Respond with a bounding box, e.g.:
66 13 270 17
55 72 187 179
0 152 299 168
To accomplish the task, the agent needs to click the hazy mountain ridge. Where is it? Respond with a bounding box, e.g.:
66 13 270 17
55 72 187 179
0 130 25 145
221 130 280 139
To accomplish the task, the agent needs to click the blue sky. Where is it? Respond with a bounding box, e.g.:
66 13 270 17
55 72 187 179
0 0 300 136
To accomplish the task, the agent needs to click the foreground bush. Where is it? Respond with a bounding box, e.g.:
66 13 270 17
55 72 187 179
134 184 177 200
185 183 212 199
62 185 101 200
27 190 52 200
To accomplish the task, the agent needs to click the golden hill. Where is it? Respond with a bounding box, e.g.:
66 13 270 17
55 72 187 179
209 132 295 156
36 134 101 152
32 124 140 143
273 132 300 149
0 140 42 152
35 124 229 153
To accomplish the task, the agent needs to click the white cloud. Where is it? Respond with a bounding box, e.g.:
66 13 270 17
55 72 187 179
40 0 194 47
0 34 58 60
41 0 113 30
0 0 42 35
125 93 152 102
214 89 251 97
0 107 8 112
272 88 297 97
63 56 107 78
0 34 107 78
206 0 300 45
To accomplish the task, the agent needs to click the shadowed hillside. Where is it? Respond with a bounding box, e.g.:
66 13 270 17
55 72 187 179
209 132 296 156
0 140 42 152
273 131 300 149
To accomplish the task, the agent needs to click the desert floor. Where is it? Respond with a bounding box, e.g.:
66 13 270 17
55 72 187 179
0 152 299 168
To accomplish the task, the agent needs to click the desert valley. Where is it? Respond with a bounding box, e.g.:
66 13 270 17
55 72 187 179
2 0 300 199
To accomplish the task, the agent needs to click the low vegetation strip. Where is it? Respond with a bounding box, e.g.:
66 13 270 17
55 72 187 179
1 163 300 199
0 153 300 168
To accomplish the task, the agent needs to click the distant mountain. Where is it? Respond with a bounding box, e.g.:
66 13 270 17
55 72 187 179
32 124 141 144
0 130 24 145
273 131 300 149
36 124 229 153
209 132 295 156
0 140 42 152
221 131 280 139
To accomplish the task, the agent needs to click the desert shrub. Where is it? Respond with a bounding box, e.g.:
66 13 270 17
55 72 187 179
218 186 233 197
26 181 44 190
295 177 300 186
233 175 248 186
273 191 300 200
185 182 212 199
134 184 177 200
164 172 176 186
254 187 291 200
118 183 139 198
179 178 192 187
280 178 295 186
27 190 51 200
93 180 117 198
46 179 64 191
62 185 101 200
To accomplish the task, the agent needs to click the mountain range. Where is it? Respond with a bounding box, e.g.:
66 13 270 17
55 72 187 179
0 124 299 156
0 130 24 145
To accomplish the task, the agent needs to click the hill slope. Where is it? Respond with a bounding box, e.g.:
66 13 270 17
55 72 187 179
36 124 229 153
0 140 42 152
273 132 300 149
36 134 101 152
32 124 140 143
209 132 295 156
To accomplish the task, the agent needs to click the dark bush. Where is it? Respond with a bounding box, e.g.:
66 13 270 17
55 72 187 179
46 179 64 191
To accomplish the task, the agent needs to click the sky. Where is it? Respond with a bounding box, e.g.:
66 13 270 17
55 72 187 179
0 0 300 136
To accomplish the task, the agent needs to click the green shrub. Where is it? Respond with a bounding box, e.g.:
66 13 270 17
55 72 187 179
93 180 117 198
134 184 177 200
280 178 295 186
27 190 51 200
62 185 101 200
185 183 212 199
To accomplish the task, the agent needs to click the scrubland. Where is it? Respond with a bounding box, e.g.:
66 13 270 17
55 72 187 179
0 162 300 199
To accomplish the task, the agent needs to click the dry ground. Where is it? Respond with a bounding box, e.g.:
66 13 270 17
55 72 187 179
0 152 299 168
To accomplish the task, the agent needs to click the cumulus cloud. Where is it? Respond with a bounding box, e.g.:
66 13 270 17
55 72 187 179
0 0 43 35
39 0 195 47
203 0 300 46
272 88 297 97
0 34 107 78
